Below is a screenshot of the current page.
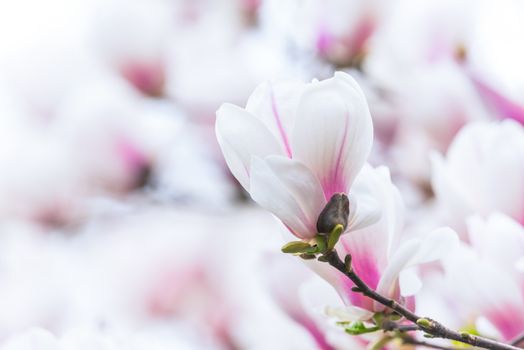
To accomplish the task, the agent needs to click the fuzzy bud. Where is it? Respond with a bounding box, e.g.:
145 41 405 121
316 193 350 234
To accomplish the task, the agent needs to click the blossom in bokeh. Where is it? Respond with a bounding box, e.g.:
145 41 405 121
262 0 388 67
465 0 524 125
439 214 524 340
362 0 489 184
431 120 524 231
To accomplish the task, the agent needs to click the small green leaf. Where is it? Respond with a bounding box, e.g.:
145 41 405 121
281 241 312 254
315 235 327 253
327 224 344 250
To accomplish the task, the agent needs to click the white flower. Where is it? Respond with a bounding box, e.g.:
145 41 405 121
216 72 376 239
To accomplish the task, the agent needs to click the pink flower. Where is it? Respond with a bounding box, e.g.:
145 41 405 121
215 72 377 240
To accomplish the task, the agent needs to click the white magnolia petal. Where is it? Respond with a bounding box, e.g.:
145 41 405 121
292 72 373 199
262 252 312 316
299 275 347 321
337 165 403 297
375 239 419 300
250 155 326 239
408 227 459 265
2 328 59 350
347 192 381 232
433 121 524 222
399 268 422 297
216 103 284 190
325 305 374 322
476 317 503 340
516 257 524 272
245 81 304 156
468 213 524 271
303 258 351 304
376 227 458 302
430 151 474 223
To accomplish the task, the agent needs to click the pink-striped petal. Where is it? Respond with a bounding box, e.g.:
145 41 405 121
292 72 373 200
246 81 304 158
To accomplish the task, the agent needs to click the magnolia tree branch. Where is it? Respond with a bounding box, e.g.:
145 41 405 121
322 249 522 350
510 332 524 347
381 320 420 332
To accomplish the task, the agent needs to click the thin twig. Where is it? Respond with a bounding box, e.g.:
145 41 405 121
322 250 521 350
381 320 420 332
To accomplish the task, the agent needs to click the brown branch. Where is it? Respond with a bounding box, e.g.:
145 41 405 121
381 320 420 332
510 332 524 347
322 250 521 350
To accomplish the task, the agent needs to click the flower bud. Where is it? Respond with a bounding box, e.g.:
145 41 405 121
316 193 350 234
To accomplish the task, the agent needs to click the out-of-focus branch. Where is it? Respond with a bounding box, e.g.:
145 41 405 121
322 249 521 350
380 320 420 332
510 332 524 347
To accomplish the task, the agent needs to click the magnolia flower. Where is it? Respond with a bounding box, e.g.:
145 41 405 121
431 120 524 230
216 72 377 240
94 0 175 97
308 165 458 316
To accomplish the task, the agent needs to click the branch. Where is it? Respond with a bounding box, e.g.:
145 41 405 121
322 250 521 350
510 332 524 347
381 320 420 332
